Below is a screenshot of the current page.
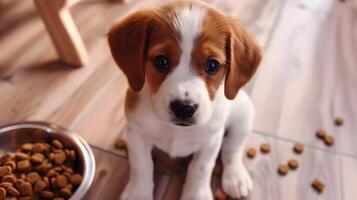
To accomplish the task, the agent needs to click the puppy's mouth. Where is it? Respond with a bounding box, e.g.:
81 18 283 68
172 119 196 127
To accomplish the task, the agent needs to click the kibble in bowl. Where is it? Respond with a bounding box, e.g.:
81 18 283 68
0 122 95 200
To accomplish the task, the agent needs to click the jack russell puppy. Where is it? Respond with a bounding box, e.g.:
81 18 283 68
108 0 262 199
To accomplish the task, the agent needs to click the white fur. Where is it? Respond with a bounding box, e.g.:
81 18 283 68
121 5 254 200
152 6 212 126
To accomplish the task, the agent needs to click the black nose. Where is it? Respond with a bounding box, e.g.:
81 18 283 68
170 100 198 120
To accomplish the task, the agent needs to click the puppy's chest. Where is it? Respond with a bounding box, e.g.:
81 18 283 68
147 126 215 157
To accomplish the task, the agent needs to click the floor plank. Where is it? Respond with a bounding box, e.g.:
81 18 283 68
1 0 357 199
250 1 357 157
139 132 351 199
243 133 342 200
0 0 283 151
340 155 357 200
206 0 284 46
205 0 285 93
73 77 128 151
87 146 173 200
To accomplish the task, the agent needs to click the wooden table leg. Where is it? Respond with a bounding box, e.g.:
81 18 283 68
33 0 88 67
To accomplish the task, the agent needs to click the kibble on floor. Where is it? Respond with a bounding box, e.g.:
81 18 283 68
334 117 344 126
246 148 257 159
315 129 327 140
324 135 335 146
277 164 289 176
312 179 325 193
260 143 271 154
114 138 127 150
293 143 304 154
287 159 299 170
214 188 227 200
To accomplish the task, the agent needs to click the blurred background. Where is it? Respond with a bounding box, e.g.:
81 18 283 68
0 0 356 199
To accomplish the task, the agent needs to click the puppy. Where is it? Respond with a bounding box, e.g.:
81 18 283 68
108 0 262 199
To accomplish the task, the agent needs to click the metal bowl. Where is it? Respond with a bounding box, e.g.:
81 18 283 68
0 121 95 200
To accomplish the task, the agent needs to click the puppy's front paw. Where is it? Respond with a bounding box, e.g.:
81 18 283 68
181 186 213 200
120 181 153 200
222 164 253 199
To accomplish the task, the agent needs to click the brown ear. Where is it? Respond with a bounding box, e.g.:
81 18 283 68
224 21 262 99
107 10 152 92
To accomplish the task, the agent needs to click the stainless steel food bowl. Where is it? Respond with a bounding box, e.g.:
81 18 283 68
0 121 95 200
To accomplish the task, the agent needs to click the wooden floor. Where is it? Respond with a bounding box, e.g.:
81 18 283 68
1 0 357 199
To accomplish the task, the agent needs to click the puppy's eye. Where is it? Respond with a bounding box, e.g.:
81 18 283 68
205 59 220 75
154 55 170 72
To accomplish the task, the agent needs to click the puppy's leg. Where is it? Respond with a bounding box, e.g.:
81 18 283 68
121 129 154 200
181 131 224 200
221 96 254 199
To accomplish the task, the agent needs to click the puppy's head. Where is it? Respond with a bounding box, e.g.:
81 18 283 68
108 1 262 127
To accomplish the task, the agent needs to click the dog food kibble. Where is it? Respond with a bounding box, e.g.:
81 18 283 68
4 161 16 171
334 117 344 126
67 183 73 190
15 152 29 161
46 169 57 178
0 187 6 199
114 138 127 150
19 197 32 200
59 187 72 198
260 143 270 154
21 143 33 152
55 175 68 188
34 180 47 193
52 140 64 149
31 143 45 154
17 160 31 172
288 159 299 170
214 188 227 200
70 174 83 186
53 166 63 173
316 129 327 140
246 148 257 159
0 182 12 188
312 179 325 193
19 182 33 196
30 153 45 164
0 153 12 163
2 175 16 184
26 172 41 184
0 139 83 199
7 186 20 197
277 164 289 176
324 135 335 146
41 190 55 198
50 177 56 187
0 166 12 177
52 151 67 165
18 174 26 181
293 143 304 154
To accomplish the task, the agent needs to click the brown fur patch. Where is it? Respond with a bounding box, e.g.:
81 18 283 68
224 19 262 99
108 5 182 95
191 8 230 100
192 6 262 100
145 17 181 93
108 10 152 92
109 0 261 108
125 89 140 113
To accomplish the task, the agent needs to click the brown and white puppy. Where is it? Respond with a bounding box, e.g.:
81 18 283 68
108 1 262 199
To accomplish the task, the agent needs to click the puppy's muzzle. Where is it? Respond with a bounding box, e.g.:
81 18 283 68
169 99 198 126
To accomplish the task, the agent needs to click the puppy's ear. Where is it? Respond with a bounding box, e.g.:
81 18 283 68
108 10 152 92
224 21 262 99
